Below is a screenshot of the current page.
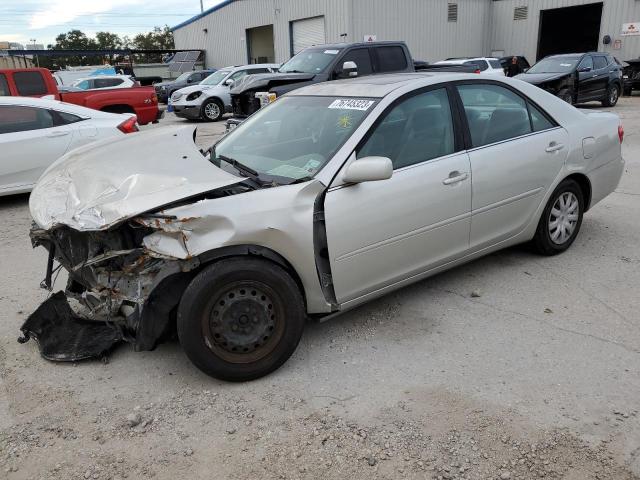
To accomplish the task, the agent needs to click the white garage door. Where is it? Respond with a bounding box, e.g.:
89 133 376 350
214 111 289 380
292 16 326 54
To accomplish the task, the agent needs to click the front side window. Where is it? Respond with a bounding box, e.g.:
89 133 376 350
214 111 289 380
0 74 9 96
358 88 455 169
279 49 340 74
229 70 249 82
489 59 502 69
593 56 607 70
0 105 54 134
577 56 594 71
213 96 376 182
458 84 531 147
375 46 408 72
74 80 91 90
201 70 231 85
247 68 271 74
339 48 373 76
14 72 48 96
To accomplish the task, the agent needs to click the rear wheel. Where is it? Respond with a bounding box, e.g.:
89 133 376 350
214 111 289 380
177 258 306 381
602 83 620 107
531 179 584 256
201 98 224 121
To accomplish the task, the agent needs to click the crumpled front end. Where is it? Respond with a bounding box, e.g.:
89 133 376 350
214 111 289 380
23 218 201 360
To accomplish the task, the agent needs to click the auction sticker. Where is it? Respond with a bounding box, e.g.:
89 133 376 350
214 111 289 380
328 99 375 110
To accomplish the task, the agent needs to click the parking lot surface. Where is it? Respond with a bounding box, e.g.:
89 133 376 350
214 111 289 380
0 100 639 480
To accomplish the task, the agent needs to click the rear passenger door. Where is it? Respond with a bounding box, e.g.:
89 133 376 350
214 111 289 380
325 87 471 303
577 55 597 102
456 82 569 249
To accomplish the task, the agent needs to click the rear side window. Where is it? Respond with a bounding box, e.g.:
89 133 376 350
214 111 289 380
0 105 53 134
457 84 532 147
340 48 373 75
375 46 408 72
489 59 502 68
52 110 84 126
0 74 9 96
593 56 607 70
94 78 124 88
464 60 489 71
14 71 48 96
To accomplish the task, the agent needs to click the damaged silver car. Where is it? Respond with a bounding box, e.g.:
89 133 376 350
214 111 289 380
24 73 624 381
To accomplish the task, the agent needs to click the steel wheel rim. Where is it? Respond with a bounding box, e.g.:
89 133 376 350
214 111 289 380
548 192 579 245
201 281 285 363
204 102 220 119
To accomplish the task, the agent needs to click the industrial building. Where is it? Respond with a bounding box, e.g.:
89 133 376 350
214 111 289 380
172 0 640 68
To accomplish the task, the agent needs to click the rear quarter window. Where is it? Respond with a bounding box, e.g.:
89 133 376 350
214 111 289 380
375 46 408 72
14 71 48 96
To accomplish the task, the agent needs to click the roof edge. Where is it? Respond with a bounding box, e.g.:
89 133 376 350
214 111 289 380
171 0 237 31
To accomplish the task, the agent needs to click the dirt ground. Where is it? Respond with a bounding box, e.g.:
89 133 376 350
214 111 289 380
1 97 639 480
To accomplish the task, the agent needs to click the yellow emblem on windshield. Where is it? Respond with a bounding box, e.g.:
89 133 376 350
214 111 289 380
337 113 352 128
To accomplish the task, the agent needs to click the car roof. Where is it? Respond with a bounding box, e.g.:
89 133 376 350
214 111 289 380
288 72 493 98
438 57 498 64
303 41 406 50
73 75 130 81
1 95 87 111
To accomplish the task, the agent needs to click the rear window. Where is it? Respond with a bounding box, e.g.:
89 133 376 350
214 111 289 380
0 74 9 96
375 46 408 72
14 71 48 96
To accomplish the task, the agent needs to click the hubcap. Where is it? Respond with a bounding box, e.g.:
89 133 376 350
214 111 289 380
610 86 619 104
202 282 283 363
205 102 220 119
548 192 579 245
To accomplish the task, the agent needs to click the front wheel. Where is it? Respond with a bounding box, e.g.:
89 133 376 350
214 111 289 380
177 258 306 381
602 84 620 107
201 98 224 121
531 179 584 256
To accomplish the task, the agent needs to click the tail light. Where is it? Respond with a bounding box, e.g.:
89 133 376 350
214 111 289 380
618 124 624 143
117 116 139 134
474 69 481 74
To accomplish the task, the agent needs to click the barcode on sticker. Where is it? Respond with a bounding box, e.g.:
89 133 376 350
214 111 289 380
328 99 375 111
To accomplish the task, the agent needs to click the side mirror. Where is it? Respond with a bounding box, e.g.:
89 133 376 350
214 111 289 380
187 77 194 83
578 66 592 73
223 79 234 87
342 156 393 184
342 61 358 78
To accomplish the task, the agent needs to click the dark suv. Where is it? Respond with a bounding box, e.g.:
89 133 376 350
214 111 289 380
154 69 216 103
515 52 622 106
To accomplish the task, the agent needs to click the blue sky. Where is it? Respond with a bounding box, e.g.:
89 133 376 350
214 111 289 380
0 0 226 47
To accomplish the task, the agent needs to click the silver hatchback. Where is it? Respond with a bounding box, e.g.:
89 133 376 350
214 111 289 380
26 73 624 381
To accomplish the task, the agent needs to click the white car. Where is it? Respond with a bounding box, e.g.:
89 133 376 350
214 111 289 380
435 57 505 76
70 75 136 91
25 74 623 381
0 96 139 195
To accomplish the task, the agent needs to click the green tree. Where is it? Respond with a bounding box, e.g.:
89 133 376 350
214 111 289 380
95 31 123 50
132 26 174 62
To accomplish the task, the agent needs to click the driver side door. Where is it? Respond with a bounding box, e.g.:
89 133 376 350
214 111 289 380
577 55 597 102
324 87 472 305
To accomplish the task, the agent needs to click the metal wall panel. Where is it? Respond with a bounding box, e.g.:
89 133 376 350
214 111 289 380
489 0 640 62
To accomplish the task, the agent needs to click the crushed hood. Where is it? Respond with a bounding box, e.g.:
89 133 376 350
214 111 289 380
231 72 316 94
29 126 241 231
515 72 570 85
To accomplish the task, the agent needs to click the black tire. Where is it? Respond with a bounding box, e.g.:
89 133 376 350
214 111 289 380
557 89 573 105
200 98 224 121
602 83 620 107
531 179 584 256
177 257 306 381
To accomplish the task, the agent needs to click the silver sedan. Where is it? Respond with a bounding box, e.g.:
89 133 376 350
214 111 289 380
25 73 624 381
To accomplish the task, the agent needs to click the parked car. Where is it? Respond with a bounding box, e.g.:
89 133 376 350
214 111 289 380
154 69 217 103
515 52 623 106
435 57 505 76
229 41 416 118
170 64 279 121
621 57 640 96
0 68 162 124
24 73 624 381
499 56 531 76
70 75 137 91
0 96 138 196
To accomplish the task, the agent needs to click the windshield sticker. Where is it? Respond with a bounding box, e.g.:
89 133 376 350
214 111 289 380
337 113 353 128
328 99 375 111
560 63 572 67
303 159 321 173
324 49 339 55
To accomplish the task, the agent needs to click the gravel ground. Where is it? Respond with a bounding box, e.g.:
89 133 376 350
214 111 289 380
0 98 639 480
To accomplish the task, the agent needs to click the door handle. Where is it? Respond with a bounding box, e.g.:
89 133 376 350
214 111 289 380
442 171 469 185
545 142 564 153
47 130 70 137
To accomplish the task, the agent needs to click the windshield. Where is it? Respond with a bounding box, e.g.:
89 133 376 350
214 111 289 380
279 49 341 74
528 57 579 74
212 96 377 182
201 70 230 85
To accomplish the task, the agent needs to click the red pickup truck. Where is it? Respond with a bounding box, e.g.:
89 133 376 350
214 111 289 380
0 68 162 125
